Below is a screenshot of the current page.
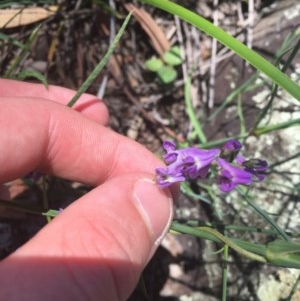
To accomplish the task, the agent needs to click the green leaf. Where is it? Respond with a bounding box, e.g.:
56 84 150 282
0 33 25 49
157 66 177 84
266 240 300 268
163 46 182 66
42 209 61 218
16 69 48 88
145 57 163 72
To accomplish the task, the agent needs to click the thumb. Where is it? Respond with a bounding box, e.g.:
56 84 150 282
0 173 174 301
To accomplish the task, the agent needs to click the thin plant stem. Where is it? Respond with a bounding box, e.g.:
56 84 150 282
222 245 229 301
198 226 266 262
171 222 300 268
254 36 300 129
269 151 300 169
67 12 132 107
97 0 116 98
237 95 246 135
285 272 300 301
184 76 207 143
0 198 60 218
0 199 43 215
176 219 294 237
208 72 259 122
171 222 266 263
240 189 290 241
253 117 300 136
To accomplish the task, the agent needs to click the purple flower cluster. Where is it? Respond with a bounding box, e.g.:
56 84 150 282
155 140 268 192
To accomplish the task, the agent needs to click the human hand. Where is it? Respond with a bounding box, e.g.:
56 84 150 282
0 79 174 301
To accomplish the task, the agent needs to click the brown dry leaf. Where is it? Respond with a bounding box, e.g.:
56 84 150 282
124 3 170 57
0 6 57 28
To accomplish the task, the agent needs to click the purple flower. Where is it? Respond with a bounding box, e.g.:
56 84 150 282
155 140 268 191
220 139 243 162
242 159 268 181
162 141 178 164
155 166 186 188
162 140 177 153
155 141 220 187
223 139 242 151
236 154 246 165
217 158 253 192
180 148 220 179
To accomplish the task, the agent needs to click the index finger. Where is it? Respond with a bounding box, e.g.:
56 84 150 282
0 79 109 125
0 97 162 185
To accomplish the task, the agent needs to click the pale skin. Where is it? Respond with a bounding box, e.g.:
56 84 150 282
0 79 175 301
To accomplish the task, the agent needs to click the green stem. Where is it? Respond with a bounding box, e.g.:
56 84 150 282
198 226 267 263
286 272 300 301
237 95 246 135
177 219 294 237
67 12 132 107
254 35 300 129
241 190 290 241
184 76 207 143
171 222 267 263
0 198 43 215
222 245 228 301
138 0 300 101
208 72 259 122
253 117 300 136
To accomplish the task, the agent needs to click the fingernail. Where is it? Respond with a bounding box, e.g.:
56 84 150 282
133 179 173 246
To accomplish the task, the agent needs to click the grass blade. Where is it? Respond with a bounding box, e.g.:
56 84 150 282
4 24 41 78
67 12 132 107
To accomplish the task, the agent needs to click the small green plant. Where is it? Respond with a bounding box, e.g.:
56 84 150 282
145 45 182 84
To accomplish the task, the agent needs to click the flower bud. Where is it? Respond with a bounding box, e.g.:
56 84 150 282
220 139 242 162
